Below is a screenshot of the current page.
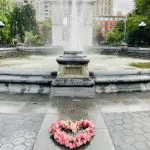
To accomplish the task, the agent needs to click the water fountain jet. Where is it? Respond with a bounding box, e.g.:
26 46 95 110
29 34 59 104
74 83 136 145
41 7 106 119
51 0 95 97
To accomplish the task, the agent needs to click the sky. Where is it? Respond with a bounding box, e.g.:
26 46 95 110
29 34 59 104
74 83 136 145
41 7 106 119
113 0 134 15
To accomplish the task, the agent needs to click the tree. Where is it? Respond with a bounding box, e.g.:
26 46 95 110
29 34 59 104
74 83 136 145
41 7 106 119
93 21 105 45
24 31 42 46
0 0 15 43
106 21 124 45
135 0 150 17
10 3 38 42
106 28 124 45
42 17 52 44
105 0 150 46
126 15 149 46
21 4 37 33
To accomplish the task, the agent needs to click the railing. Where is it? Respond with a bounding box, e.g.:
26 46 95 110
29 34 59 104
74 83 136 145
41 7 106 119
0 44 15 48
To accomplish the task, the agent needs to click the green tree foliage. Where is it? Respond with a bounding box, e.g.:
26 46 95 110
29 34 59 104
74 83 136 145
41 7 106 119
24 31 42 46
127 15 149 46
93 21 105 44
0 0 15 43
10 3 38 42
135 0 150 17
126 0 150 46
42 17 52 44
106 0 150 46
106 21 124 45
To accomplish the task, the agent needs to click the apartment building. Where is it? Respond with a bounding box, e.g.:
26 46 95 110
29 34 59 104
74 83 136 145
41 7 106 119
94 0 113 16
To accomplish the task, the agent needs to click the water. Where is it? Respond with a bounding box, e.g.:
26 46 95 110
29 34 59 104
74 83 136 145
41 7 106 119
61 0 88 51
68 0 79 51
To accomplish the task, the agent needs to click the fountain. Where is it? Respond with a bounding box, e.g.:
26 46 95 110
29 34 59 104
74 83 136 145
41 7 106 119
51 0 95 97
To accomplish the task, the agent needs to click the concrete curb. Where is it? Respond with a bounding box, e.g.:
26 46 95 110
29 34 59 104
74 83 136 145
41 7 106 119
0 69 149 94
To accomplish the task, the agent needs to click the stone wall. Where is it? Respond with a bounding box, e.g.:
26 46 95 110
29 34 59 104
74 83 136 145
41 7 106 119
0 70 150 95
88 46 150 59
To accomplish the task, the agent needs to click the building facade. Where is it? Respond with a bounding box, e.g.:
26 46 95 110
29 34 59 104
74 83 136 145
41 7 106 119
94 0 113 16
33 0 52 22
94 16 126 36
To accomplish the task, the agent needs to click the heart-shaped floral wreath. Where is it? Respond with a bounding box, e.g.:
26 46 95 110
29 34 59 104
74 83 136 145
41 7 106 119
49 119 95 149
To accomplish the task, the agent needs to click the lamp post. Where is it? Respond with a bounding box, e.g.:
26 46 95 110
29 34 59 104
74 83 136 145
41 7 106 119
138 21 146 46
123 17 127 42
120 17 128 53
0 21 5 45
139 21 146 28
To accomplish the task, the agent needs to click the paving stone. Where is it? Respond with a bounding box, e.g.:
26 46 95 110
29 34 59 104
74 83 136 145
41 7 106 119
24 139 35 147
111 131 124 140
143 127 150 132
113 125 124 131
143 121 150 127
24 131 36 139
12 145 26 150
104 111 150 150
135 141 148 149
133 122 143 128
12 137 25 145
141 112 149 117
13 131 25 138
122 129 134 136
134 134 147 142
133 118 142 123
114 120 123 125
142 116 150 122
1 137 14 144
123 119 133 124
0 113 44 150
133 128 144 134
145 140 150 147
26 147 32 150
144 133 150 140
105 116 114 121
0 143 13 150
123 123 133 130
123 136 135 144
115 115 123 120
113 137 124 146
120 144 136 150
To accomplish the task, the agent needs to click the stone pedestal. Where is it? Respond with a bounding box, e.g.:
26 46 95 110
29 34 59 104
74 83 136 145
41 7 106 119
51 51 95 97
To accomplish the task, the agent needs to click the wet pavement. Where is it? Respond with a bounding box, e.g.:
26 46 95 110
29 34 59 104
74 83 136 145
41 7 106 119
0 92 150 149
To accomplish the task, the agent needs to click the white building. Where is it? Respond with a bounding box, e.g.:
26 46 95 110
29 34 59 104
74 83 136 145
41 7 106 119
94 0 113 16
33 0 52 22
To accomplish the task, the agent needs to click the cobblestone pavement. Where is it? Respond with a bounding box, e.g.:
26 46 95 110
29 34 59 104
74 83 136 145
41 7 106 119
0 114 44 150
104 111 150 150
0 93 150 149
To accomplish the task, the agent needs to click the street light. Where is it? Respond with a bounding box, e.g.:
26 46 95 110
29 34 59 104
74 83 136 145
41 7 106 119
123 17 127 42
139 21 146 27
0 21 5 44
138 21 146 46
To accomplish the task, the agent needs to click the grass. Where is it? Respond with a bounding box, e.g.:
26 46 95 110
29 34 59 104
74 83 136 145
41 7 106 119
129 62 150 69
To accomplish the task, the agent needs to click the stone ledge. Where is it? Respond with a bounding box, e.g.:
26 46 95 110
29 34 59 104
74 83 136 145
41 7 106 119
0 75 53 84
95 75 150 83
52 78 95 87
51 87 95 98
0 83 50 94
96 83 148 94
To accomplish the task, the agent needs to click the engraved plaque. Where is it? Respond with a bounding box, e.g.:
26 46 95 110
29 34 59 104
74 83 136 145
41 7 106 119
64 67 83 75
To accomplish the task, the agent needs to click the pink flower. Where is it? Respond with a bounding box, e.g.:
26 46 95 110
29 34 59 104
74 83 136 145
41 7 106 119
49 119 95 149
